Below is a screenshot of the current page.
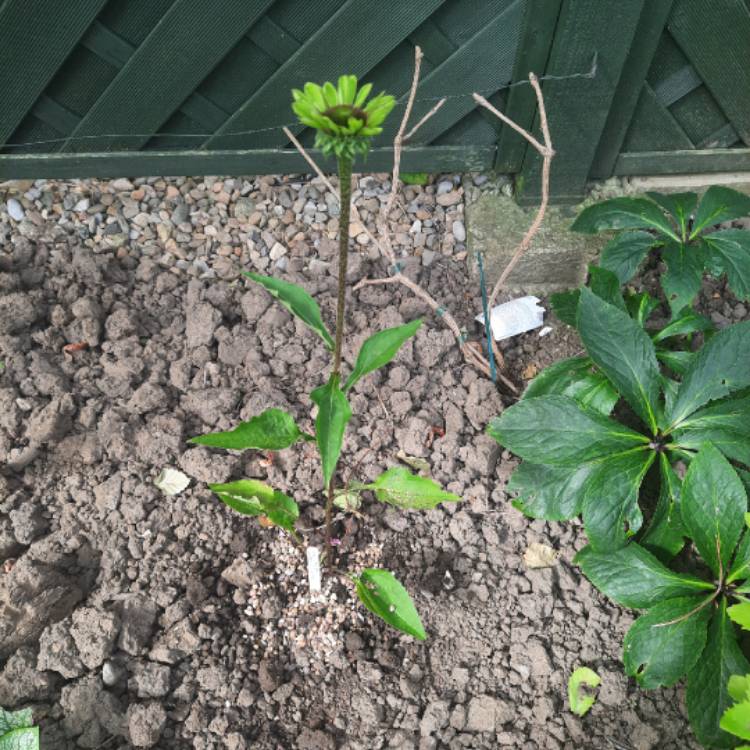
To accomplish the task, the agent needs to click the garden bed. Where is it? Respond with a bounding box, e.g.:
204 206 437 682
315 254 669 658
2 174 736 749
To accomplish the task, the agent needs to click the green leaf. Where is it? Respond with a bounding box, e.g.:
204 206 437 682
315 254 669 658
581 449 655 550
208 479 299 530
626 291 660 329
575 542 715 609
599 231 657 282
661 241 705 315
703 229 750 300
577 288 661 433
652 308 714 343
641 453 687 561
0 727 39 750
623 596 711 688
729 675 750 703
667 320 750 427
729 532 750 584
681 444 747 579
550 289 579 327
400 172 429 185
729 603 750 632
656 349 694 376
522 356 619 415
365 466 460 510
673 394 750 466
687 599 750 748
190 408 309 451
571 196 679 240
344 320 421 391
355 568 426 639
692 186 750 238
311 374 351 487
244 272 334 350
487 395 648 467
0 709 33 735
508 462 592 520
721 701 750 742
647 191 698 239
567 667 600 717
588 265 626 310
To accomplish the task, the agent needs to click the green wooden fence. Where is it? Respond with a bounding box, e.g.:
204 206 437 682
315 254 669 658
0 0 748 201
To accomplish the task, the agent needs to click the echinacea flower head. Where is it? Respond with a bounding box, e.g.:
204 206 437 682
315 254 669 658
292 75 396 161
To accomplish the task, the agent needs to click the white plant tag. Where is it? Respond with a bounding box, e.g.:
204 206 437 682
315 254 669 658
476 296 545 341
307 546 322 594
154 468 190 496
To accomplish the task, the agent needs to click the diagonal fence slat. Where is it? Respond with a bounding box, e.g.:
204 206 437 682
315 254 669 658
668 0 750 146
62 0 275 152
0 0 107 146
387 0 523 146
204 0 448 150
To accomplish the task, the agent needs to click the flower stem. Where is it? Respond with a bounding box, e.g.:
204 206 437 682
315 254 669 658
325 154 353 567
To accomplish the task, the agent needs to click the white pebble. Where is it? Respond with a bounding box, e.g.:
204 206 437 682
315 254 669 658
269 242 287 260
6 198 24 221
452 220 466 242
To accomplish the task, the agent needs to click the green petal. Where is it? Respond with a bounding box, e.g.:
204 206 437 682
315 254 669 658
323 81 338 107
354 82 373 107
347 117 364 133
338 75 357 105
303 82 326 111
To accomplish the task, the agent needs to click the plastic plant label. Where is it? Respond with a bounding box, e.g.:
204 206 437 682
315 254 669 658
476 296 545 341
307 546 322 594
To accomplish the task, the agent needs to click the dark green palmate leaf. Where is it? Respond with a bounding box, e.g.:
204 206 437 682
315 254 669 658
673 394 750 467
244 272 334 350
691 185 750 238
550 289 579 326
641 453 687 561
703 229 750 300
507 462 593 520
571 196 679 241
660 241 705 316
626 290 660 328
599 230 657 283
355 568 426 640
687 599 750 749
522 355 619 415
577 288 661 433
651 307 714 343
487 394 647 467
311 374 351 486
575 542 714 609
344 319 421 391
588 265 626 310
647 191 697 239
364 466 459 509
190 408 310 450
680 444 747 578
581 449 654 550
623 596 711 688
666 320 750 427
208 479 299 531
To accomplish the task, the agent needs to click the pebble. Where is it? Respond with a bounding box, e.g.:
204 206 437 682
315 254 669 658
452 220 466 242
422 249 437 267
437 190 461 207
6 198 24 221
437 180 454 195
73 198 90 212
102 660 123 686
269 242 287 260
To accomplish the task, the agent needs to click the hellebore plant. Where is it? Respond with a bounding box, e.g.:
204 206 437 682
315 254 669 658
0 706 39 749
190 76 460 640
571 186 750 316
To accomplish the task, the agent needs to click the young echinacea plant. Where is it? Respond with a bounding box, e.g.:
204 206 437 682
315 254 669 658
190 77 459 640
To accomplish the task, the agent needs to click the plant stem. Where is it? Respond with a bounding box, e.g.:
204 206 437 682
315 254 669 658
325 154 353 567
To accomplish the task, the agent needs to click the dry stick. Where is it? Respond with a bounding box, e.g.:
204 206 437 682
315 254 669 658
473 77 554 367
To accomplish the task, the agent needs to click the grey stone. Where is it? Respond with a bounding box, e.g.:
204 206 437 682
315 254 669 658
6 199 24 221
452 219 466 242
466 192 604 293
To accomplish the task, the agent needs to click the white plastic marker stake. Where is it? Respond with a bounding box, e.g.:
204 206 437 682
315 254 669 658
307 546 322 594
475 296 545 341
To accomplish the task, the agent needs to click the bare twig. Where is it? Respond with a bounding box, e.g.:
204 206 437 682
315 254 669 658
404 98 447 142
